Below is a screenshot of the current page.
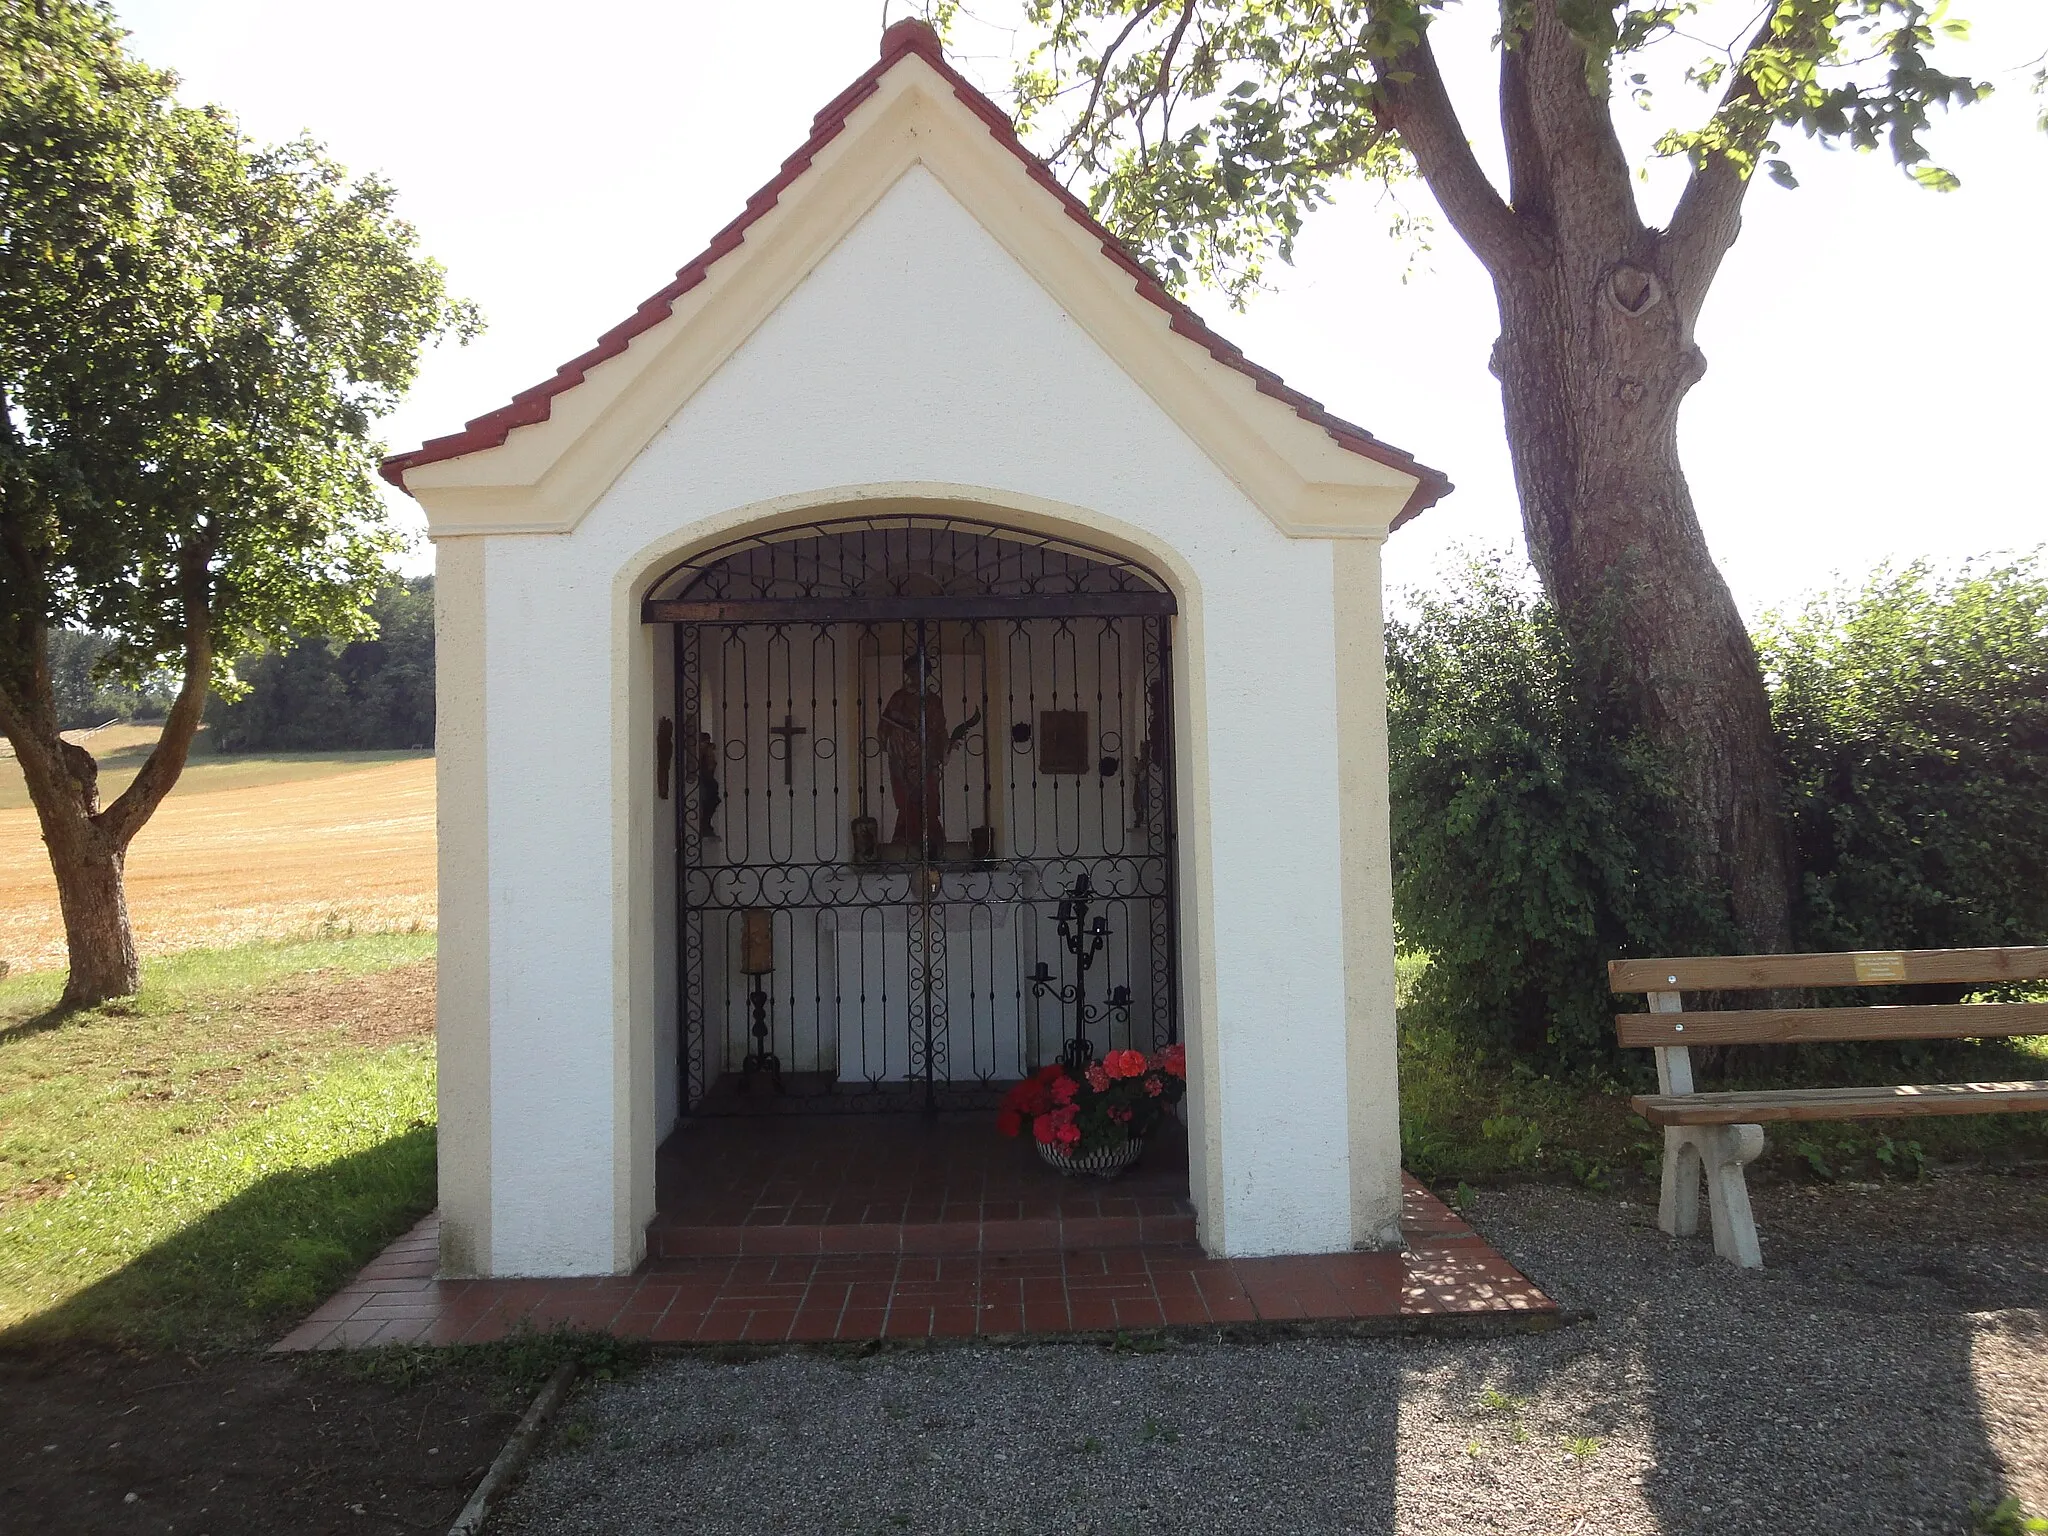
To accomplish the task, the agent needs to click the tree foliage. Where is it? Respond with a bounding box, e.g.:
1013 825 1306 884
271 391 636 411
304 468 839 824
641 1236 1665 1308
1762 554 2048 954
0 0 475 1002
1387 553 1729 1069
1391 551 2048 1070
1013 0 1988 300
1008 1 1999 970
0 0 475 693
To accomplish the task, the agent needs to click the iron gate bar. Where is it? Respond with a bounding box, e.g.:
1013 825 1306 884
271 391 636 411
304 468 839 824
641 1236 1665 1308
661 519 1179 1117
642 592 1176 624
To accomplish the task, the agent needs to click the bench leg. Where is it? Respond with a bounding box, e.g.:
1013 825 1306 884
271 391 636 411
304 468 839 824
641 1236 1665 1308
1659 1127 1704 1238
1657 1124 1765 1267
1703 1124 1766 1269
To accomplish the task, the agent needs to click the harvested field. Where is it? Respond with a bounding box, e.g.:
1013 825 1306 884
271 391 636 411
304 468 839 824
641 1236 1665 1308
0 757 435 972
0 722 425 812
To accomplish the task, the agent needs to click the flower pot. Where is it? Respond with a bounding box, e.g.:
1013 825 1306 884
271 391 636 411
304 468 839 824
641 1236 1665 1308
1037 1135 1144 1179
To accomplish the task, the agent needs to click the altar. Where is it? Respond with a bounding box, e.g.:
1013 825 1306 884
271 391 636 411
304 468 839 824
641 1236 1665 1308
826 901 1027 1085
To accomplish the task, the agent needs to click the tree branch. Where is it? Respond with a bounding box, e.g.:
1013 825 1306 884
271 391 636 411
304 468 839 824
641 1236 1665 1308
1049 0 1171 162
1505 2 1642 246
1370 18 1528 273
1496 29 1551 222
0 626 100 840
1663 10 1783 330
1151 0 1198 143
98 538 213 848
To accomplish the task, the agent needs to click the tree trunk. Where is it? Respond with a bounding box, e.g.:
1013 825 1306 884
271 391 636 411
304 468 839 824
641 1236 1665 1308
1373 2 1799 957
1 533 214 1007
2 725 143 1007
1491 257 1794 954
47 814 141 1006
0 727 131 1005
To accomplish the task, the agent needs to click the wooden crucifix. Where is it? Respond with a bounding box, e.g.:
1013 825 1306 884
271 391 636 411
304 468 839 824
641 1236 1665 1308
766 713 808 787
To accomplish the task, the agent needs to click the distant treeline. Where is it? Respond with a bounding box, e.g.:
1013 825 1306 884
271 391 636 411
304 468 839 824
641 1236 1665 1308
209 577 435 752
49 631 177 730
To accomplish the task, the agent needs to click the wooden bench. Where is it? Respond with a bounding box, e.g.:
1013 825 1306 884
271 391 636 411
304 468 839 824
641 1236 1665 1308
1609 946 2048 1268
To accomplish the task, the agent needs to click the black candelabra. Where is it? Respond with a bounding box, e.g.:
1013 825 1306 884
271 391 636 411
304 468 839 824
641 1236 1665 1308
1027 873 1132 1071
739 909 782 1092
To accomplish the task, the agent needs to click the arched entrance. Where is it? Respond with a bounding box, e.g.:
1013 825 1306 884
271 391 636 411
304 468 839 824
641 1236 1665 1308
642 514 1181 1113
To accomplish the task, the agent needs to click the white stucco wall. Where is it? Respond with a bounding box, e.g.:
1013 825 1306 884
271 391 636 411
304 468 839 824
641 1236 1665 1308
458 164 1398 1274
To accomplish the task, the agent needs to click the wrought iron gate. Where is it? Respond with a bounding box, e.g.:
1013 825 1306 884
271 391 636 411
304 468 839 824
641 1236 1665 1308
645 516 1180 1113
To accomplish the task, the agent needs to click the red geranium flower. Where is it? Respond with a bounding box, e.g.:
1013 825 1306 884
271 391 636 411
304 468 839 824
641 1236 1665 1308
997 1108 1023 1137
1144 1076 1163 1097
1032 1114 1058 1145
1105 1048 1146 1079
1050 1075 1079 1105
1160 1043 1187 1080
1084 1064 1111 1092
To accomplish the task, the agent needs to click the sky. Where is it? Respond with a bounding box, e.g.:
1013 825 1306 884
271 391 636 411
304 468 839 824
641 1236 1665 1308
114 0 2048 620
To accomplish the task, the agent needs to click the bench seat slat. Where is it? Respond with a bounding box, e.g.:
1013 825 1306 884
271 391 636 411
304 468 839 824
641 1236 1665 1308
1632 1081 2048 1126
1616 1001 2048 1048
1609 946 2048 993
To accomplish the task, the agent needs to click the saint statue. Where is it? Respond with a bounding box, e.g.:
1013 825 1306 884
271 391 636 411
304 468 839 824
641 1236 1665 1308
876 655 979 855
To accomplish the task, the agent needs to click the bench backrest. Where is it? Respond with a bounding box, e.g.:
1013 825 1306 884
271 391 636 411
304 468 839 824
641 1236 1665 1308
1609 946 2048 1050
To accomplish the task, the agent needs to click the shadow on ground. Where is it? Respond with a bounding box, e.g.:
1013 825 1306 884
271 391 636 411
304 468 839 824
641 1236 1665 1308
485 1173 2047 1536
1449 1172 2048 1535
3 1126 435 1350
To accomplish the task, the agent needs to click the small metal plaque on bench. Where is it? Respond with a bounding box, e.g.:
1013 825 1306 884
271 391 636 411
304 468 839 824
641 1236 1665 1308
1852 951 1908 983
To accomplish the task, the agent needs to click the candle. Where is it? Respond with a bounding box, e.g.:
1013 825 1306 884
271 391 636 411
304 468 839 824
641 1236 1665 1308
740 909 775 975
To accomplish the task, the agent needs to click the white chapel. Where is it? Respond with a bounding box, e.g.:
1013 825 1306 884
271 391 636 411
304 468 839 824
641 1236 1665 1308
384 19 1450 1278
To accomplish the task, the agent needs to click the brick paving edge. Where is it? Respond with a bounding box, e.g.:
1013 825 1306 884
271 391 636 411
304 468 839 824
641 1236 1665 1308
617 1306 1587 1361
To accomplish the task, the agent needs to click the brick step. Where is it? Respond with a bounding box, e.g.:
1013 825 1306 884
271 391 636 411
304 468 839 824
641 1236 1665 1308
648 1211 1198 1259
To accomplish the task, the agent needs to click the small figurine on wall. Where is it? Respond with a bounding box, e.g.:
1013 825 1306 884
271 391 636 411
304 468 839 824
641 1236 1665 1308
697 731 722 838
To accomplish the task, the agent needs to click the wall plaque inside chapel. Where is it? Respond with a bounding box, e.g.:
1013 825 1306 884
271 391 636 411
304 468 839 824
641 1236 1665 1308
1037 710 1090 775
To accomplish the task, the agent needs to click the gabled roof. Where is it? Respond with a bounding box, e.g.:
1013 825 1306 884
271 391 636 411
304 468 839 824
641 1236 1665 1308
384 20 1450 535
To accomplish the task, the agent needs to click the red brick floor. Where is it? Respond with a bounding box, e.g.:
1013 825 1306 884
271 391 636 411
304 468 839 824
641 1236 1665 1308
647 1109 1198 1256
274 1118 1553 1351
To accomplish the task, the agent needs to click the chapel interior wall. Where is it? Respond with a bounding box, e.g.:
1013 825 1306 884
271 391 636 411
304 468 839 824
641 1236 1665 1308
682 613 1172 1089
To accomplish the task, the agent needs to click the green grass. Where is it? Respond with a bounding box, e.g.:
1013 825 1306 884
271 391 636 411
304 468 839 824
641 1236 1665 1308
0 928 435 1022
0 932 436 1205
1396 950 2048 1188
0 933 438 1348
2 1046 435 1344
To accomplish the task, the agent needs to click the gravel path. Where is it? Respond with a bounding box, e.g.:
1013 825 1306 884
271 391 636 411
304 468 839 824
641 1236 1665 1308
492 1172 2048 1535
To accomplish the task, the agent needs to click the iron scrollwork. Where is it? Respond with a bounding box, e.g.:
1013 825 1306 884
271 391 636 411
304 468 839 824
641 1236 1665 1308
1025 873 1133 1071
660 516 1180 1115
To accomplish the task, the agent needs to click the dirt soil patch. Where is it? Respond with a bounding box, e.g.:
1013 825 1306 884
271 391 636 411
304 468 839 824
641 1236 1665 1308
229 960 435 1052
0 1348 520 1536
